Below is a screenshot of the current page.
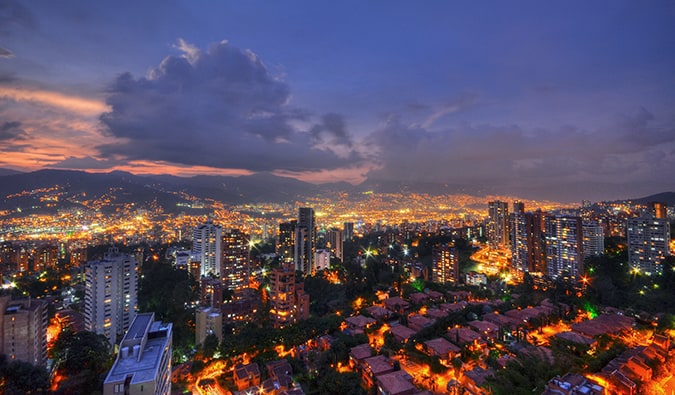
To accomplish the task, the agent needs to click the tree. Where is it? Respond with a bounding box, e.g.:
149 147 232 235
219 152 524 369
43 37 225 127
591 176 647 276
50 330 113 394
202 333 220 359
0 359 50 394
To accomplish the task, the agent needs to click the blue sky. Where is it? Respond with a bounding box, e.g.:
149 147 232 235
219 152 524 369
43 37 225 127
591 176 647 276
1 1 674 201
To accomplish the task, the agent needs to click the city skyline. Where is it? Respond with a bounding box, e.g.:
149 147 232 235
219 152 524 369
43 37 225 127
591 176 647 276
1 1 674 202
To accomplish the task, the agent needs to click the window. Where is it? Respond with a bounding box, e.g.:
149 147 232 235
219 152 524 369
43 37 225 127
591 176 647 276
114 383 124 393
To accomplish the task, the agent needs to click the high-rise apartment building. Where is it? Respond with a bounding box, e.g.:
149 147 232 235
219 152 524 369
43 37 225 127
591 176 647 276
432 244 459 284
85 248 138 345
277 220 297 264
103 313 172 395
510 208 547 275
193 220 222 278
627 216 670 275
326 228 343 261
295 207 316 274
343 222 354 241
222 228 249 290
545 216 583 279
582 221 604 259
268 263 310 328
649 202 668 219
0 296 48 366
488 201 509 249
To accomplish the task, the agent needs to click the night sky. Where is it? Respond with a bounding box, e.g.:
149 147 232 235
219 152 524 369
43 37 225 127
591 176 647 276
1 1 674 202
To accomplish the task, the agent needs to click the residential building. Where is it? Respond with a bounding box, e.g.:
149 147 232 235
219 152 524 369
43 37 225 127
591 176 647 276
295 207 315 274
488 201 509 249
85 247 138 345
0 296 48 366
222 228 248 290
327 228 343 261
510 206 546 275
627 216 670 275
193 220 222 277
268 263 310 328
545 216 583 279
195 307 223 346
103 313 172 395
432 243 459 284
582 221 605 259
277 220 297 264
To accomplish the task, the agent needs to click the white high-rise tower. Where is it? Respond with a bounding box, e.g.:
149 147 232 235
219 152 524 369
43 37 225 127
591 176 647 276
193 220 222 277
85 248 138 345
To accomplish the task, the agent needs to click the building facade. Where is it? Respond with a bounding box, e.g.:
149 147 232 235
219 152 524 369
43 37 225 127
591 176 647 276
268 263 310 328
192 220 222 278
85 248 138 345
627 217 670 275
103 313 172 395
222 228 249 290
582 221 605 259
488 201 509 249
432 244 459 284
277 220 297 265
545 216 583 279
0 296 48 366
295 207 316 274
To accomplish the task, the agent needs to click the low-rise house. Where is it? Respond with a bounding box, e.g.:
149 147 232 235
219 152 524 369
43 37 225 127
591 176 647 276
408 314 435 332
424 308 447 320
384 297 410 312
409 293 429 305
446 327 482 346
461 367 493 395
390 324 417 343
542 373 604 395
366 306 391 320
345 315 376 333
376 371 416 395
467 320 499 341
350 344 374 370
234 363 261 391
423 337 460 365
362 355 395 388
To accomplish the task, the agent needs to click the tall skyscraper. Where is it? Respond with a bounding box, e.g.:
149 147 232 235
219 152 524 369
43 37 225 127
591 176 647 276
0 296 48 366
627 216 670 275
511 208 547 275
326 228 343 261
277 220 297 264
582 221 604 259
193 220 222 278
85 248 138 345
295 207 316 274
103 313 172 395
488 201 509 249
432 244 459 284
545 216 583 279
222 228 248 290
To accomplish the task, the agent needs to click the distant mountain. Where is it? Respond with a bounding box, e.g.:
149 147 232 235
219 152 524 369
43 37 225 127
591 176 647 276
0 168 22 177
0 169 191 213
630 192 675 206
0 169 329 213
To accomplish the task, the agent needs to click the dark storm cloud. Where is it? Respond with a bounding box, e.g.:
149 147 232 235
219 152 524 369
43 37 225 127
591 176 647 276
309 113 353 148
0 121 27 140
99 40 359 172
367 108 675 201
